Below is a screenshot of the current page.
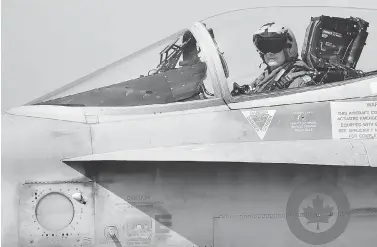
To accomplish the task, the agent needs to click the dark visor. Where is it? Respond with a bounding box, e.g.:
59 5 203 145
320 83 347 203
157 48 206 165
254 35 288 54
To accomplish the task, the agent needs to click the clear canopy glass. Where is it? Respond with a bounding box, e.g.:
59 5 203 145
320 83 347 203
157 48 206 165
33 6 377 107
202 6 377 94
33 29 216 107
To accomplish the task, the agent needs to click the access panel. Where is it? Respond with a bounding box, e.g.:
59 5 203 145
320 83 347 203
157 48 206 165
18 181 95 247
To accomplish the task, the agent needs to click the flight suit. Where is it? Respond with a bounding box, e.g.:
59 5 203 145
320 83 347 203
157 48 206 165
250 59 316 93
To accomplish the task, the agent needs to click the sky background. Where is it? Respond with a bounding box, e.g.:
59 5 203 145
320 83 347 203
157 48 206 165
2 0 377 111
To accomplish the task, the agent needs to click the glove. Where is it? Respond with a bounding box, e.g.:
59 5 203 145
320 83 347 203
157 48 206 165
231 82 252 96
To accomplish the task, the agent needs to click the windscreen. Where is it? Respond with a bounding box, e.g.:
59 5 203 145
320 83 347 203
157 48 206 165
33 29 215 107
202 7 377 95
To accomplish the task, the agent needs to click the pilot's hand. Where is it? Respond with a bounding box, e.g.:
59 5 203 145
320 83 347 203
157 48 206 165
231 82 252 96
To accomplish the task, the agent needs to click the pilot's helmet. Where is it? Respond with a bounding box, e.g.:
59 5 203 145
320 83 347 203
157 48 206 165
252 22 298 60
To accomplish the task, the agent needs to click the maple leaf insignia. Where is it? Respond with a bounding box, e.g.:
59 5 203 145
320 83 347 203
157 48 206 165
302 195 334 231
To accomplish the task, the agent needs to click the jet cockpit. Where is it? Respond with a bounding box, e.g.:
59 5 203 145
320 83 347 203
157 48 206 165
30 6 377 108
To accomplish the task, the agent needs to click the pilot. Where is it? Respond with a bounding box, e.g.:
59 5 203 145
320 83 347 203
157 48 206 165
232 23 315 95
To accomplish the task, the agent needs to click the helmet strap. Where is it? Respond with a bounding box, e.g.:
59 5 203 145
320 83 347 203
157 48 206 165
283 49 289 60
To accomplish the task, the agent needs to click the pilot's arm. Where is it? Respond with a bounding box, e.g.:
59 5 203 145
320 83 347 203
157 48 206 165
249 73 266 91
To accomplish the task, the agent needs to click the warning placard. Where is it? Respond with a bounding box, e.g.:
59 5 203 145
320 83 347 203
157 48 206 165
331 101 377 140
241 110 276 140
289 111 317 132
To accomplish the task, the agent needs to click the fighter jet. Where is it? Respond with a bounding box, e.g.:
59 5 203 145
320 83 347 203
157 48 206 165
2 6 377 247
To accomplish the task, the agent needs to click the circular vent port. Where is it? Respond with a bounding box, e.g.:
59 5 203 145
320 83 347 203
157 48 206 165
36 192 74 231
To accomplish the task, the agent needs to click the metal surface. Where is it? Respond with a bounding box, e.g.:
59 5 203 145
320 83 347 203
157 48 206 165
7 98 227 123
63 139 376 167
65 161 377 247
2 114 93 247
3 6 377 247
228 76 377 109
82 98 377 156
93 183 194 247
18 181 95 247
6 105 87 123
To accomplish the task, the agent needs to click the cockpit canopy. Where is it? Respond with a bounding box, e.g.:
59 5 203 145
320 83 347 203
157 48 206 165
32 6 377 107
202 6 377 93
32 28 216 107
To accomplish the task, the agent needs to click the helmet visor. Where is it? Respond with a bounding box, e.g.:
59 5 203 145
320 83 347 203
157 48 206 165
254 35 287 54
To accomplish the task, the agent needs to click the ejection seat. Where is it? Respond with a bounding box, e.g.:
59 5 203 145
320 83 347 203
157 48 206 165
301 15 369 84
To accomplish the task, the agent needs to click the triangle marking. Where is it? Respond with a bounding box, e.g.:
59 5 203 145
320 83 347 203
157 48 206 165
241 109 276 140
